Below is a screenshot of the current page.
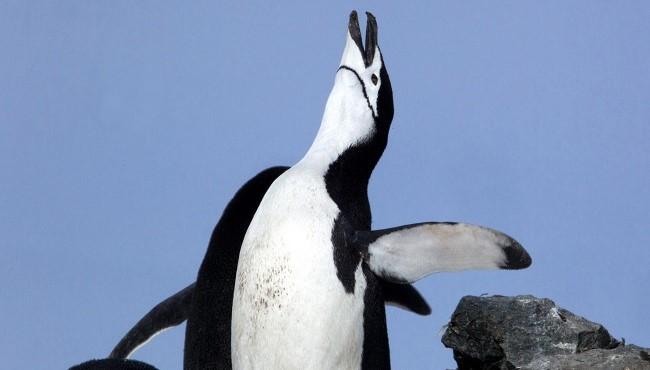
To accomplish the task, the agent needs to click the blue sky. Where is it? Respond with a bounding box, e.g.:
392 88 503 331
1 2 648 369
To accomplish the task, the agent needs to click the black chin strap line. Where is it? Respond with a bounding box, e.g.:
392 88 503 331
337 65 377 119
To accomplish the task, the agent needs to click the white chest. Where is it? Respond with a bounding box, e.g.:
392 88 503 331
231 167 367 369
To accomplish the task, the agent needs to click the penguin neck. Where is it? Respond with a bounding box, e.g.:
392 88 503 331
301 112 387 189
297 78 390 227
302 81 381 172
300 115 388 229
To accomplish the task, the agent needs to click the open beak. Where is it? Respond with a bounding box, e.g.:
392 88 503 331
348 11 378 67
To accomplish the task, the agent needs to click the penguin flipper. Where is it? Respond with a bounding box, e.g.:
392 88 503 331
353 222 532 283
106 280 431 361
108 282 194 359
382 281 431 315
185 166 291 369
106 166 290 363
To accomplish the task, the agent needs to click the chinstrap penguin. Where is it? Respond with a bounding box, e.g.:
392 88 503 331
231 11 530 370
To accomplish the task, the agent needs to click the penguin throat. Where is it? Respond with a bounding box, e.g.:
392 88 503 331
324 131 388 225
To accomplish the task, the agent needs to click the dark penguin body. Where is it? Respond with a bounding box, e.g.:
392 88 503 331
76 167 289 370
184 166 289 370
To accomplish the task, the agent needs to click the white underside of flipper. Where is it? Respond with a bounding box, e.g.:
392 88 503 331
363 223 523 283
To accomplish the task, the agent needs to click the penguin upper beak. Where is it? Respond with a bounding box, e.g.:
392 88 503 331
348 11 378 67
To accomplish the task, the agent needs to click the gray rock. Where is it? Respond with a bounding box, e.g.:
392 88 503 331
441 295 650 370
522 344 650 370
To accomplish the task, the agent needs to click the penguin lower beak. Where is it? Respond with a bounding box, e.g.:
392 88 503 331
348 10 378 68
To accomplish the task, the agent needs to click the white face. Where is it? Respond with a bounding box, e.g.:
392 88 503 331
337 32 385 119
304 30 387 162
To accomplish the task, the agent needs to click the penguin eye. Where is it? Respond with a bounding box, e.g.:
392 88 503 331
371 74 378 85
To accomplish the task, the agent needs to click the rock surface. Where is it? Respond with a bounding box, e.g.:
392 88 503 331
442 295 650 370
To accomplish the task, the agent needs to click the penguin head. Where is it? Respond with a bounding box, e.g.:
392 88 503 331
338 11 393 127
307 11 394 162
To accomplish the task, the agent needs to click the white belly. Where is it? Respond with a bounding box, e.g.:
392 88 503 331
232 167 367 370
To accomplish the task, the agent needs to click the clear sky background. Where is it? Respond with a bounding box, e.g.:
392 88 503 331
1 2 648 369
